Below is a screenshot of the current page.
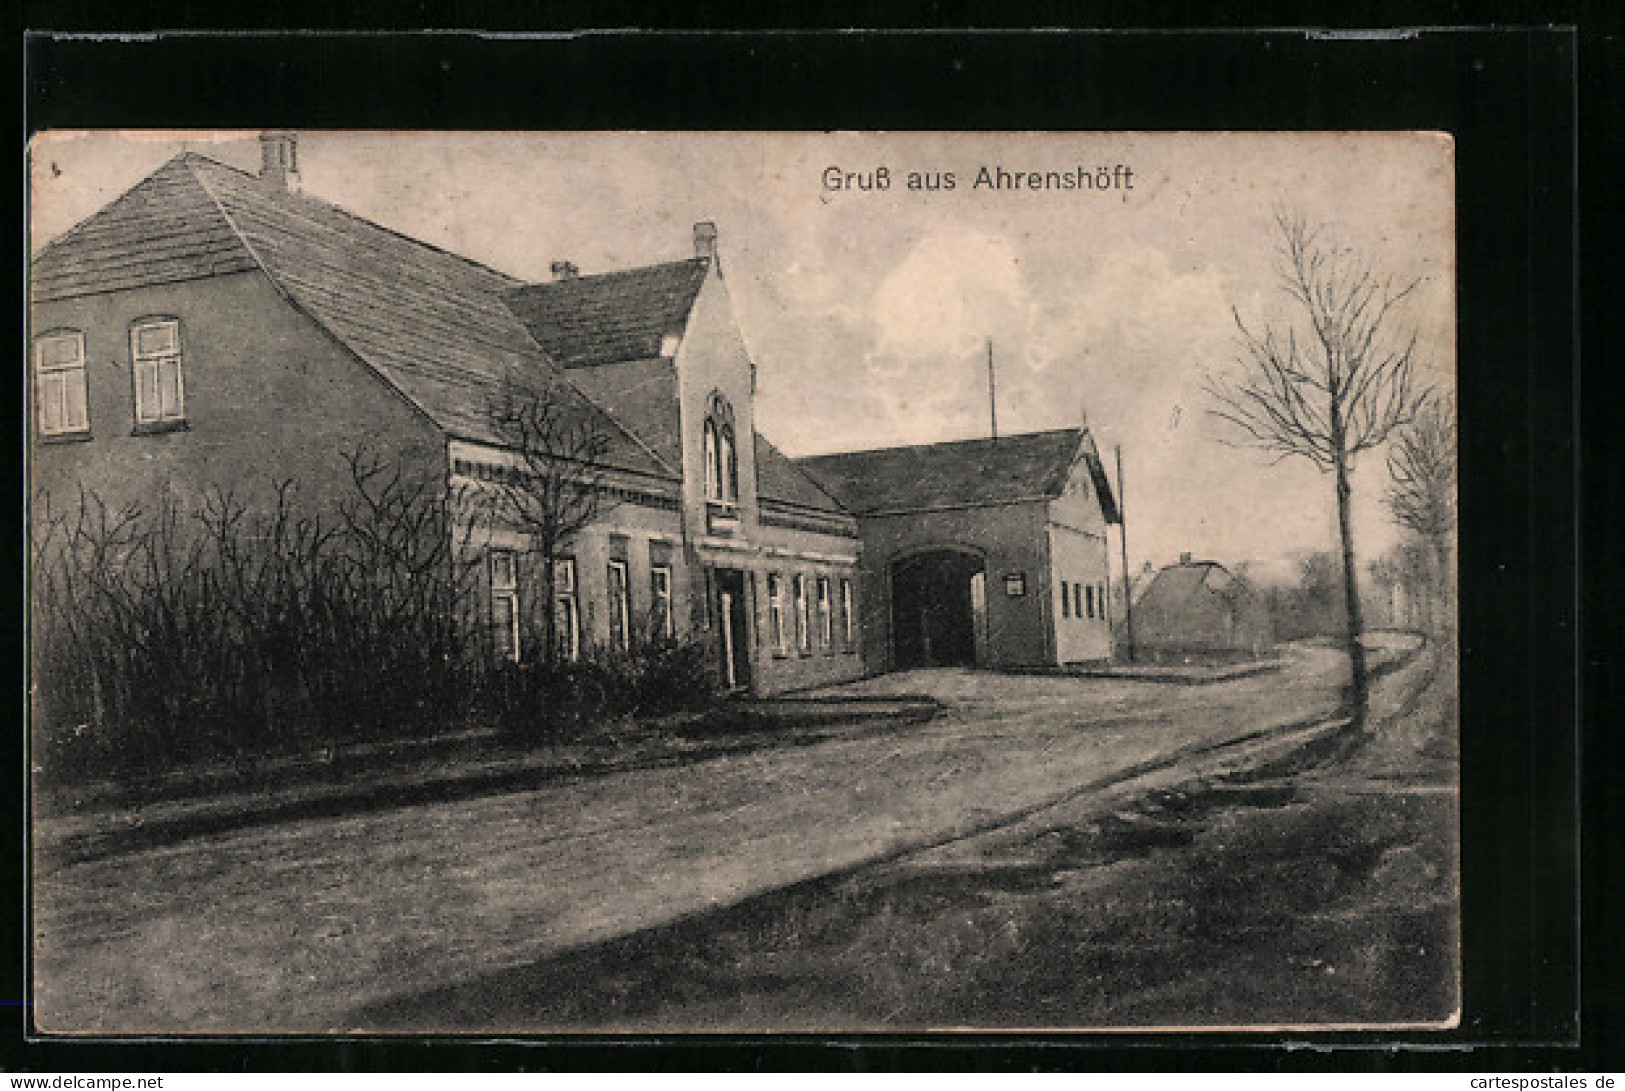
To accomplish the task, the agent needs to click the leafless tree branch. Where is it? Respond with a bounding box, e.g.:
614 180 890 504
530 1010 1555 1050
1204 206 1435 725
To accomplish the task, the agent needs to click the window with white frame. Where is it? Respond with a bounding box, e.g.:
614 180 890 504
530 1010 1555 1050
768 573 787 655
607 559 631 652
841 578 855 650
816 576 833 650
650 564 674 641
130 318 185 426
553 556 580 661
489 549 520 662
34 330 89 437
794 574 810 653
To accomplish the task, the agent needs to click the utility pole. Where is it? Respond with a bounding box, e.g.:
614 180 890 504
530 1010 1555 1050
986 337 998 442
1116 443 1135 662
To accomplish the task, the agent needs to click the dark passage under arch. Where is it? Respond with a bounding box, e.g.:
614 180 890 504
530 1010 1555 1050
890 550 987 669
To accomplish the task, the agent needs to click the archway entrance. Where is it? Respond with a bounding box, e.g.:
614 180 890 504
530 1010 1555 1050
891 550 987 669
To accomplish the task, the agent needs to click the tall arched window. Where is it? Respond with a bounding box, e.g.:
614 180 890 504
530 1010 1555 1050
720 427 738 502
704 393 739 505
703 418 721 501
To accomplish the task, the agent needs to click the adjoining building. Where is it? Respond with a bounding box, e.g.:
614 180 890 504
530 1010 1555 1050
799 429 1121 671
1133 555 1274 660
28 135 1125 693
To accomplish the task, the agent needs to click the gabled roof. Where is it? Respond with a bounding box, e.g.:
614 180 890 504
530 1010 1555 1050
797 427 1120 521
30 156 261 302
31 154 674 481
555 355 849 516
1137 561 1257 613
503 260 710 368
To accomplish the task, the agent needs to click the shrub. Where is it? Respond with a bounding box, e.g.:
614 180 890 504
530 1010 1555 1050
484 634 719 742
31 459 725 787
29 453 490 785
595 636 717 718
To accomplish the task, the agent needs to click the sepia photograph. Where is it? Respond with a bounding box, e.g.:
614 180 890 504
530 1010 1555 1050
27 130 1460 1035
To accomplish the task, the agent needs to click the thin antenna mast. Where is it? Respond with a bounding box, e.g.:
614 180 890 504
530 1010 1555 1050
1116 443 1135 663
986 338 998 442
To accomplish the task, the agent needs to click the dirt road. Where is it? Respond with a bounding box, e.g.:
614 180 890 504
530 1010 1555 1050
32 638 1410 1034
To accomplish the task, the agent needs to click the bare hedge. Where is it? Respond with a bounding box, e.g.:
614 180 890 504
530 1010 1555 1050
29 453 716 784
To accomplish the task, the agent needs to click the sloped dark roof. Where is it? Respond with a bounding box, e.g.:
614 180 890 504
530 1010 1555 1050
30 157 261 302
503 260 710 367
31 154 674 481
1137 561 1258 614
797 428 1119 521
754 434 849 515
562 357 683 471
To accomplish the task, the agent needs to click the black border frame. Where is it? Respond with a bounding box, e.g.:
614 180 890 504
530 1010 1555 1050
13 23 1598 1073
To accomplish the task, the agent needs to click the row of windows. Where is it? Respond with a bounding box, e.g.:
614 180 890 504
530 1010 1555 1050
1060 579 1109 621
489 549 674 664
766 572 855 657
34 320 186 438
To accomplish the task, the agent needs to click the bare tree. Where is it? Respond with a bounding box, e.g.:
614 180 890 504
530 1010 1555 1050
483 373 617 661
1206 209 1430 725
1385 394 1457 631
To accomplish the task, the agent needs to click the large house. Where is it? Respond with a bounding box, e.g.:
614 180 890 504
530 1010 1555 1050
29 134 1121 693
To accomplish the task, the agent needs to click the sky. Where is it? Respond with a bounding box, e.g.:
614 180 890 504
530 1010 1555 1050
29 130 1455 585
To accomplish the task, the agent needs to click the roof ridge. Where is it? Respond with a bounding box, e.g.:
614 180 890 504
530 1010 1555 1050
31 152 202 264
183 154 270 279
184 153 523 286
185 158 453 439
800 426 1082 461
192 161 674 480
507 256 708 294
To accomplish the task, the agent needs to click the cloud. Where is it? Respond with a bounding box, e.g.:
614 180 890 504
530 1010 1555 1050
870 228 1031 361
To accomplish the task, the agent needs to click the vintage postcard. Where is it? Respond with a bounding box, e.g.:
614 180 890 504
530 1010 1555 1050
27 131 1458 1034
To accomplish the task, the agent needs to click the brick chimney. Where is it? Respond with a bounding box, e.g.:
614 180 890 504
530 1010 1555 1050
258 131 299 190
1179 552 1193 565
550 260 580 281
693 221 718 259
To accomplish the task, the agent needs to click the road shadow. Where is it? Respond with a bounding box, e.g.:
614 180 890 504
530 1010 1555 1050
37 695 942 868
